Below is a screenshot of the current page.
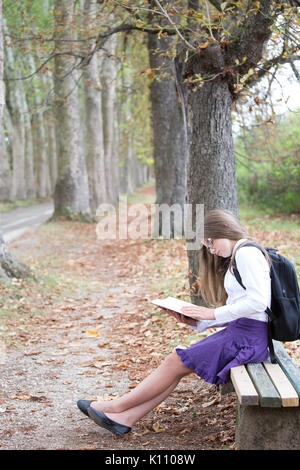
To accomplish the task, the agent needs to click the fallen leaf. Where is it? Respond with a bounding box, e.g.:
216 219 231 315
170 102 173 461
152 422 164 433
86 328 101 337
202 397 218 408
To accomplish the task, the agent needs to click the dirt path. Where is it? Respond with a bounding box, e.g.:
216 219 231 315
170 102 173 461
0 188 236 451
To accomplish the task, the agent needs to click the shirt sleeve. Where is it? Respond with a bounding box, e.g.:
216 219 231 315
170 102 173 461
214 246 271 324
191 319 230 332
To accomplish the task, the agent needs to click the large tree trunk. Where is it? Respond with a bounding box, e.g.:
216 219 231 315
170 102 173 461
147 9 187 238
53 0 90 218
185 73 238 303
177 0 275 303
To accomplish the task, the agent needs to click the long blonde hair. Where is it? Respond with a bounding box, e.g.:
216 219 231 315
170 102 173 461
195 209 269 307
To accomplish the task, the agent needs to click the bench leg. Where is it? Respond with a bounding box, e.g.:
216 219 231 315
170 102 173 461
236 402 300 450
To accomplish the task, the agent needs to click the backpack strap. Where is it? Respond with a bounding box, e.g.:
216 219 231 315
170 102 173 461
232 242 277 364
268 327 276 364
231 241 260 289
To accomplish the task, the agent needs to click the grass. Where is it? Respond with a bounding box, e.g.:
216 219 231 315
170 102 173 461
239 204 300 232
0 197 51 213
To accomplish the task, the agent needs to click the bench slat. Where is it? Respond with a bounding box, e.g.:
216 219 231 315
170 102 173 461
230 365 259 406
263 360 299 407
273 340 300 397
246 363 282 407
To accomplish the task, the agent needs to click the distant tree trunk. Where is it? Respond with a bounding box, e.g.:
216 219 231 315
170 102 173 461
147 3 187 237
0 0 3 154
22 91 36 200
0 2 31 281
41 70 57 193
53 0 90 218
82 0 107 211
27 53 51 199
0 0 8 200
45 105 57 193
100 35 119 204
3 21 26 200
0 112 11 200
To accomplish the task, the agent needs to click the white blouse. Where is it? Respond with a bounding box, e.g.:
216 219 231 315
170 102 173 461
194 239 271 332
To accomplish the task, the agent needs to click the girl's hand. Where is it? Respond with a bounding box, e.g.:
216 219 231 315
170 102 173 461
161 308 197 327
180 305 215 320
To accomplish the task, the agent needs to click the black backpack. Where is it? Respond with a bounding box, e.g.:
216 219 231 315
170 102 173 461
232 243 300 363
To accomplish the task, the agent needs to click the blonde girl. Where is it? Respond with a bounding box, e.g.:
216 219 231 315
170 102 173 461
77 209 271 436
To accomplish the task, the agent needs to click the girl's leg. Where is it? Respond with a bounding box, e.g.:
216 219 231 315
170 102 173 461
102 381 179 427
91 351 193 414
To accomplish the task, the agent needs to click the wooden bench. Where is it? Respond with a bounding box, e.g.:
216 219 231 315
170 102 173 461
227 340 300 450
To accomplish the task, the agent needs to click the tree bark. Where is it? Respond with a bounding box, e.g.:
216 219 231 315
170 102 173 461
3 27 26 200
21 90 36 200
100 34 119 204
0 110 11 200
26 54 51 199
0 0 9 201
82 0 107 211
0 0 3 160
53 0 91 219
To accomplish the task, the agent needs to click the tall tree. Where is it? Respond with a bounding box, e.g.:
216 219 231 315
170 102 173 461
82 0 107 211
100 33 120 204
3 21 26 200
0 0 3 142
53 0 91 219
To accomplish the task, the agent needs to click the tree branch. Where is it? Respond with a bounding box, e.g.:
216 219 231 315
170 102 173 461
248 53 300 86
289 57 300 82
207 0 222 12
152 0 197 51
227 0 275 74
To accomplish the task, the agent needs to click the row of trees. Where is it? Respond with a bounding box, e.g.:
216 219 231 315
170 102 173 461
1 0 152 214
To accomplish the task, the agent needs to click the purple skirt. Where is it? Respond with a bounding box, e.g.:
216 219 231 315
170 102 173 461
176 317 269 385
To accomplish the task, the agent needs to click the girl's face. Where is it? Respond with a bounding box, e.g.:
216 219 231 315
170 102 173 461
204 238 236 258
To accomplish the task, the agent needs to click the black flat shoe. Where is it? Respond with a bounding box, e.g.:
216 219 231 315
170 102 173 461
77 400 93 417
87 407 131 436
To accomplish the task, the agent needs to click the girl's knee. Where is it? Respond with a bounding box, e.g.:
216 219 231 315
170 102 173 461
164 350 193 376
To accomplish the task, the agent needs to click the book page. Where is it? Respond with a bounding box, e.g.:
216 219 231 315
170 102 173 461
151 297 199 319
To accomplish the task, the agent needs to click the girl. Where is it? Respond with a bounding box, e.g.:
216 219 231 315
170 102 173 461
77 209 271 436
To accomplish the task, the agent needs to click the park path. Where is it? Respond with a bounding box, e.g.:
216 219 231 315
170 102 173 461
1 201 54 243
0 186 236 450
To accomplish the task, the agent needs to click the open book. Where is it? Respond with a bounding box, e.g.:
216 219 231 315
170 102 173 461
151 296 199 319
151 297 229 332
